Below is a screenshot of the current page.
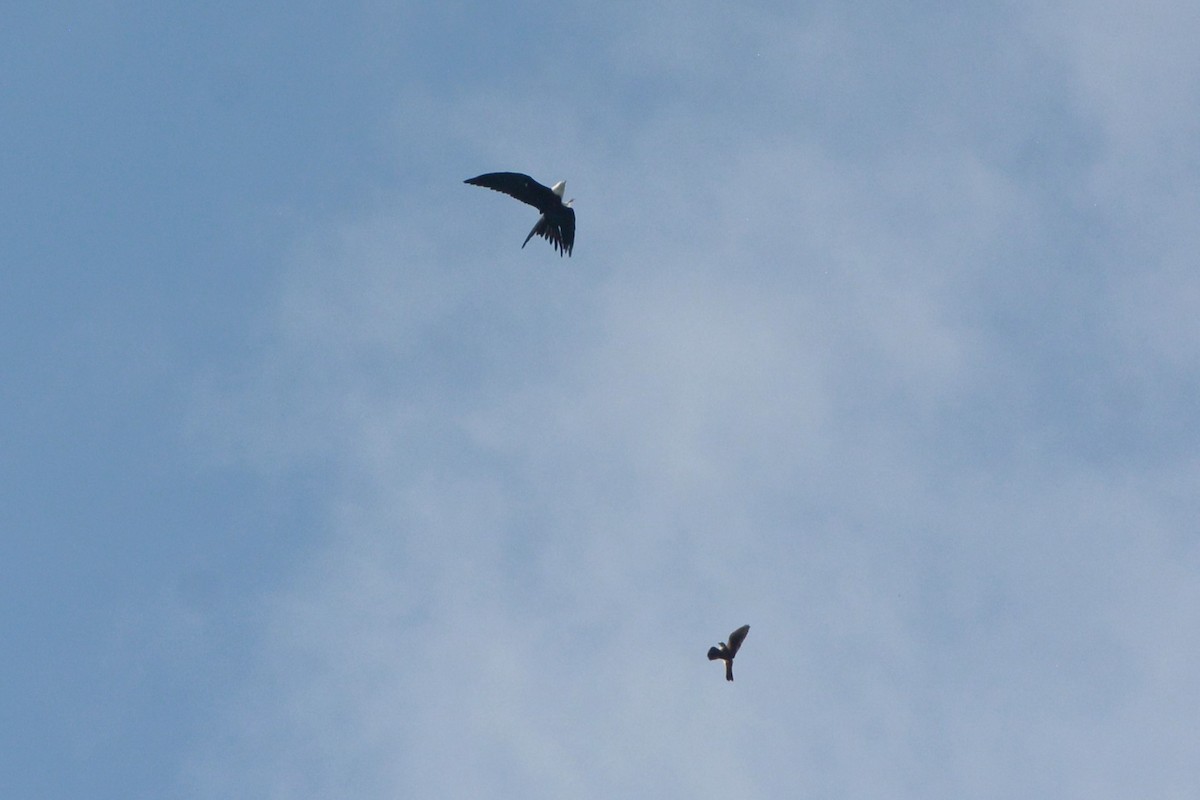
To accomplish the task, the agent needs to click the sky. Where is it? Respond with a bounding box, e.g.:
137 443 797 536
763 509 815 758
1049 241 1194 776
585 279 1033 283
3 1 1200 798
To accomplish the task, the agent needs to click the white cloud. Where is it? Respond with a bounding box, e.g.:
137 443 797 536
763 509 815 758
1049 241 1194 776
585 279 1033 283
186 4 1200 798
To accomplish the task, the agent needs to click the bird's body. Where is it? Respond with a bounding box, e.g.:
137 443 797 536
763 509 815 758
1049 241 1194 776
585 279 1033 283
708 624 750 682
464 172 575 256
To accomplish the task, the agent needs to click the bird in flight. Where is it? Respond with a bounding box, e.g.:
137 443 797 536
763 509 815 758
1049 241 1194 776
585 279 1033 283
707 624 750 682
464 172 576 256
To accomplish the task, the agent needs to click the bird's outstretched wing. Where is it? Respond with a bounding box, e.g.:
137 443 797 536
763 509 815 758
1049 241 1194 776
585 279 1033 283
726 625 750 657
465 172 559 214
707 645 724 661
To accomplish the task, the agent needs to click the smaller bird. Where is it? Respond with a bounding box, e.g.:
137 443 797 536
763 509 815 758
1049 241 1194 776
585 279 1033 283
707 624 750 682
464 171 576 256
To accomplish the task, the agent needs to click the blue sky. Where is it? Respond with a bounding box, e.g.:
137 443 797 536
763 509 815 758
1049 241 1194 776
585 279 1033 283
4 1 1199 798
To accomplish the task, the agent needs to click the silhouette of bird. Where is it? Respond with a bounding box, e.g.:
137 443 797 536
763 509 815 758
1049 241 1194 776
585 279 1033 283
707 624 750 681
464 172 575 256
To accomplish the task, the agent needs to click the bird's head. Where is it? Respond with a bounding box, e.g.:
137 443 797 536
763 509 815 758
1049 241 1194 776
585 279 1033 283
550 180 566 197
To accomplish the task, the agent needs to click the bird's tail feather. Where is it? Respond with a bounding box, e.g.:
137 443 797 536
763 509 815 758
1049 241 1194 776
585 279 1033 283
523 216 545 248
